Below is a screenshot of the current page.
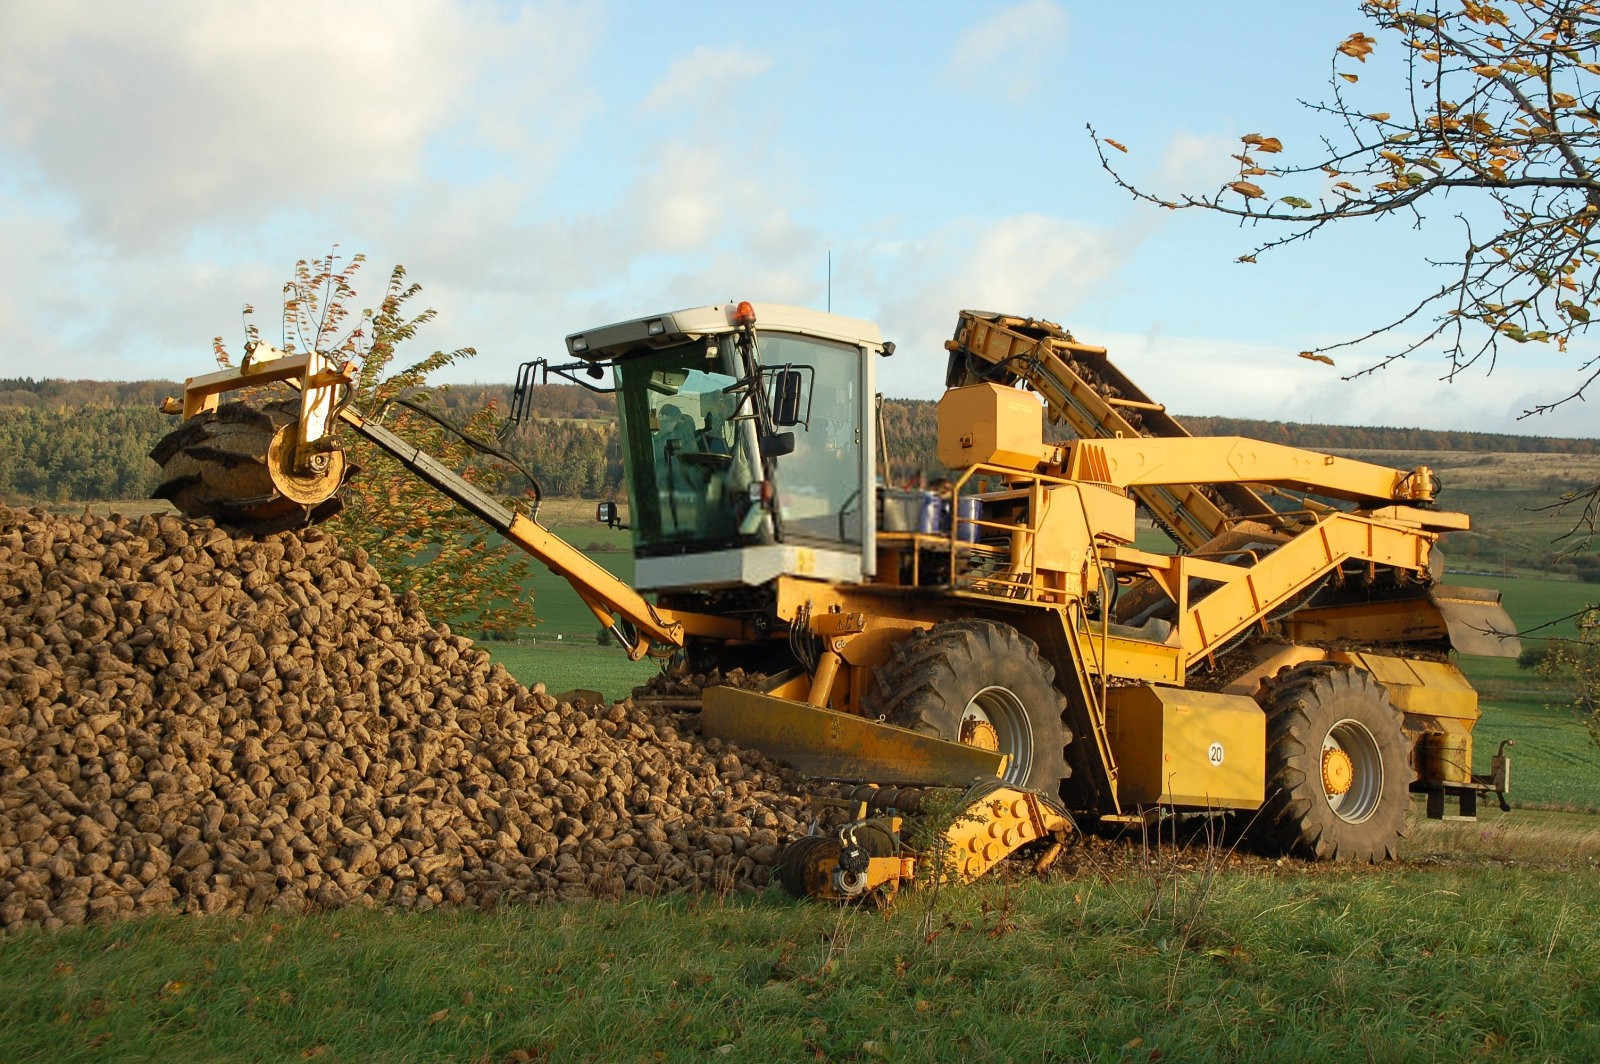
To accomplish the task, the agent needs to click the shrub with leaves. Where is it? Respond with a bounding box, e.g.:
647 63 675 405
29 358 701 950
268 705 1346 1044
216 250 538 637
1540 605 1600 747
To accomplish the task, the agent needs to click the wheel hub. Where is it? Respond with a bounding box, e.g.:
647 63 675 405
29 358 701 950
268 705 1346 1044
960 685 1034 787
959 718 999 752
1322 748 1354 796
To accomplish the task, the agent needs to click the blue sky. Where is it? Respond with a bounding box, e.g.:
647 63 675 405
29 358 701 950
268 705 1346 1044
0 1 1593 435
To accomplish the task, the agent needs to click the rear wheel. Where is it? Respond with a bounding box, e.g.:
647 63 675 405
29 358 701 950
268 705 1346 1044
862 620 1072 794
1259 664 1413 862
150 398 347 535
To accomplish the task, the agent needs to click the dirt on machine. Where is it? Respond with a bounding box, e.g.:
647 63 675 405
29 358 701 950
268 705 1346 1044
149 302 1523 902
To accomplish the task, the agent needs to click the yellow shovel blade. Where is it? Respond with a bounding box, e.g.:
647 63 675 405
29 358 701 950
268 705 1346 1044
701 686 1006 787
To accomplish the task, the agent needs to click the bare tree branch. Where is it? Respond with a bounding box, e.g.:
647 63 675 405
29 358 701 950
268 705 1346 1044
1091 0 1600 418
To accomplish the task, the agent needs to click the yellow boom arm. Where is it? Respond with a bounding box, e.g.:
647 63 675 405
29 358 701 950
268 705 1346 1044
1064 436 1438 508
328 400 713 659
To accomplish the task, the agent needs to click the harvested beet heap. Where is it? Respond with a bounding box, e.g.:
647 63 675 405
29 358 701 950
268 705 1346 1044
0 504 805 931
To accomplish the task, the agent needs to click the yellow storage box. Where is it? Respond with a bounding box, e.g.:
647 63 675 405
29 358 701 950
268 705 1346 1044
1108 686 1265 810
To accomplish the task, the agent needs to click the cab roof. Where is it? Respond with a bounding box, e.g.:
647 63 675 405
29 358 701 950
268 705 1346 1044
564 301 884 361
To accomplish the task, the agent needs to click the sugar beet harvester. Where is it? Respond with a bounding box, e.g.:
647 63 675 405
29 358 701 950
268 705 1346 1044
153 303 1520 900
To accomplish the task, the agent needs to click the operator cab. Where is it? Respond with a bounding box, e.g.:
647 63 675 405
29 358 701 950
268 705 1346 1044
550 302 886 593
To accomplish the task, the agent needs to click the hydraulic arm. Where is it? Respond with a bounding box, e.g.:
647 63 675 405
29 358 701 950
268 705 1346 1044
158 342 714 659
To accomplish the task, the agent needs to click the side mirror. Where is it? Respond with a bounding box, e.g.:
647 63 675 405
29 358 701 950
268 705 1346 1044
771 369 804 427
596 501 620 527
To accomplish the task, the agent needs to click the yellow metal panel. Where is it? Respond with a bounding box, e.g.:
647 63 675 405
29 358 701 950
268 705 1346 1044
1031 485 1087 579
1081 631 1183 684
936 383 1045 470
1338 652 1479 724
1107 686 1265 810
1429 584 1522 657
1285 597 1451 645
700 686 1007 786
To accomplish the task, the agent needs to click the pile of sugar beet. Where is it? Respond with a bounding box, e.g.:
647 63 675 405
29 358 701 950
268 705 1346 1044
0 504 807 932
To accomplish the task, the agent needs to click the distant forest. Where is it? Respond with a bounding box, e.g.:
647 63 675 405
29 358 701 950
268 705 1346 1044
3 375 1598 503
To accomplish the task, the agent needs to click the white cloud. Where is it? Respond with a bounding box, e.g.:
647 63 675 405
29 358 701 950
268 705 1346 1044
0 1 605 380
1080 328 1600 437
641 46 772 112
948 1 1068 100
862 212 1138 397
0 1 601 249
1157 131 1240 192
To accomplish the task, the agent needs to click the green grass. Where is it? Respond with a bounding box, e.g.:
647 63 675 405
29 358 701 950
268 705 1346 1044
1461 655 1599 810
487 640 657 700
481 524 635 639
1462 572 1596 641
3 865 1595 1063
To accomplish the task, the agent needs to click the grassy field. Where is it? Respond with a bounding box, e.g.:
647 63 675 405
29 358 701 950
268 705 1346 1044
1464 571 1595 641
2 861 1595 1063
490 640 657 699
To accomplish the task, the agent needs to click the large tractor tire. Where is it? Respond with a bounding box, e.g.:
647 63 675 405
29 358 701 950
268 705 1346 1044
150 398 347 535
1259 663 1413 862
862 620 1073 794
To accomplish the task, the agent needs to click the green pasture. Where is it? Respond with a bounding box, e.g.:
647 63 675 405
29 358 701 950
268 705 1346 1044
2 862 1595 1063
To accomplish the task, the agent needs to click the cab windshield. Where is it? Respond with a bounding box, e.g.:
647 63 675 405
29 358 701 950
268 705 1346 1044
615 341 763 554
614 331 864 556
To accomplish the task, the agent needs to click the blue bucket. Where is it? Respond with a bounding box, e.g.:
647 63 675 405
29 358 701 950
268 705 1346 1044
955 497 981 542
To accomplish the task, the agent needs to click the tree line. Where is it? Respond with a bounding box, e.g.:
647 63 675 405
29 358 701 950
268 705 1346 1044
3 377 1598 504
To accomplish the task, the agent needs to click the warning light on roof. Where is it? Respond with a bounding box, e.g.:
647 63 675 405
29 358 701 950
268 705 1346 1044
733 301 756 326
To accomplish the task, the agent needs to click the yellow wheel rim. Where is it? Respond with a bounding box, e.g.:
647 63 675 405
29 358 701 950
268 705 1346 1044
960 718 1000 752
1322 747 1355 796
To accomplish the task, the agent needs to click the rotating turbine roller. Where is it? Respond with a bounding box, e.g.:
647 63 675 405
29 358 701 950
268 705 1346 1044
150 342 354 535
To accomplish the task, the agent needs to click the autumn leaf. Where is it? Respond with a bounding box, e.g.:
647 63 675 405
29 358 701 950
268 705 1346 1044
1236 254 1258 263
1340 73 1360 83
1334 181 1361 192
1367 112 1391 122
1280 195 1314 209
1230 181 1265 199
1241 133 1265 147
1337 32 1376 61
1299 351 1336 366
1104 137 1129 152
1472 64 1502 78
1256 137 1284 153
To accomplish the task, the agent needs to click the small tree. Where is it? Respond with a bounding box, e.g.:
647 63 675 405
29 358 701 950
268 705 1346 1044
217 250 539 637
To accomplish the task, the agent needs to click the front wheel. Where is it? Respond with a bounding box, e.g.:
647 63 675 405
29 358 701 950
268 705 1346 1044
1258 664 1413 862
861 620 1073 794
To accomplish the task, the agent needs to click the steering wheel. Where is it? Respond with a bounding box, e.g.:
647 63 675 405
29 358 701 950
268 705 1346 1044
676 451 733 470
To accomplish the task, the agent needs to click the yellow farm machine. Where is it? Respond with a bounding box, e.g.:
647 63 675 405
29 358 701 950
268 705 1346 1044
152 303 1521 900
